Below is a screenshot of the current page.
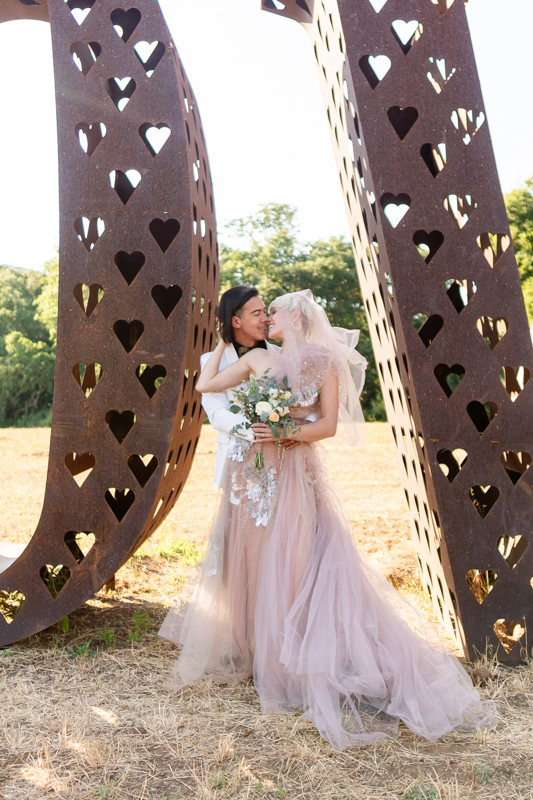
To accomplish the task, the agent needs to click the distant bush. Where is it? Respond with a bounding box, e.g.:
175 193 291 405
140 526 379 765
0 257 57 427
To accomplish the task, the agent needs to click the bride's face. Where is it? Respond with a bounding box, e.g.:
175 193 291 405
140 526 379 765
267 305 285 340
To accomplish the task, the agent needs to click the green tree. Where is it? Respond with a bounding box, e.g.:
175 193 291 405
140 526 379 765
0 266 48 345
0 256 58 426
35 255 59 345
220 204 385 420
505 178 533 321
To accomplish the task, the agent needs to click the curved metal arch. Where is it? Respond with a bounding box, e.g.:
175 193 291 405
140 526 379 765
263 0 533 662
0 0 218 644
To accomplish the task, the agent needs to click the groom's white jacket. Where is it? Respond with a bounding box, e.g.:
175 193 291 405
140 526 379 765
200 343 275 488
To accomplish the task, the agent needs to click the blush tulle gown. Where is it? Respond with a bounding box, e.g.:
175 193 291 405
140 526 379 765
160 387 496 750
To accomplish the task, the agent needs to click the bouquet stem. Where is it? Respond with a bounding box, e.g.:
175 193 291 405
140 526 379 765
254 445 264 470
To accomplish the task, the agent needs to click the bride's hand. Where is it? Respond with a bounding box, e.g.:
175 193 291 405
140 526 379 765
252 420 311 444
251 423 278 442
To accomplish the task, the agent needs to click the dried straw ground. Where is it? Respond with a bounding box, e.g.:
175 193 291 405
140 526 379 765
0 424 532 800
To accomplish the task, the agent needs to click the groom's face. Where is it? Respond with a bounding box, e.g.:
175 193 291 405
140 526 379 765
232 296 268 342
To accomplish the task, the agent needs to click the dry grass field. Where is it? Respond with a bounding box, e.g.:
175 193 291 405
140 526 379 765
0 424 532 800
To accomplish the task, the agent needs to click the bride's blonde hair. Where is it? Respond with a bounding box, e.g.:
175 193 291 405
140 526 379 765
268 290 367 447
269 291 314 335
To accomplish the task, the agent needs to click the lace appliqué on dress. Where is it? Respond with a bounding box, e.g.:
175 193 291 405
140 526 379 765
290 388 319 409
228 442 278 527
243 461 277 527
228 437 252 463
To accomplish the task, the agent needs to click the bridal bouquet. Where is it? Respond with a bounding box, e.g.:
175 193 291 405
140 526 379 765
230 370 301 468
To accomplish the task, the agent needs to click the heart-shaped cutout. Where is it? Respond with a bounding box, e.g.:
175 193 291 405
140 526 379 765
0 590 25 624
368 0 389 11
467 400 498 434
434 363 465 397
500 366 530 402
114 251 145 285
113 319 144 352
387 106 418 140
451 107 486 145
139 122 171 156
136 363 167 398
420 142 447 177
426 56 456 94
412 313 443 348
73 283 103 317
75 122 106 156
64 531 95 564
413 230 444 264
501 450 532 485
445 278 477 313
431 0 455 13
444 194 476 230
381 192 411 228
64 453 95 487
40 564 71 598
493 618 525 654
105 488 135 521
72 362 103 397
134 40 165 76
359 55 391 89
476 232 510 268
70 40 101 75
74 216 105 251
109 169 141 205
477 316 508 350
105 77 136 111
466 568 497 604
110 7 141 42
128 454 158 487
65 0 96 26
149 218 180 252
391 20 423 54
151 284 183 319
469 485 500 519
437 448 467 483
497 535 528 569
105 409 136 444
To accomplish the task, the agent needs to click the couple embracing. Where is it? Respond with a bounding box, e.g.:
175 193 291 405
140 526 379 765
160 286 496 750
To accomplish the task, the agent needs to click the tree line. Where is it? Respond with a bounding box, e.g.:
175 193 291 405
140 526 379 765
1 189 532 426
0 257 57 426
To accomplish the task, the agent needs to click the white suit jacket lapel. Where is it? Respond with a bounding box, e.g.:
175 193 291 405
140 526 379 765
223 344 239 367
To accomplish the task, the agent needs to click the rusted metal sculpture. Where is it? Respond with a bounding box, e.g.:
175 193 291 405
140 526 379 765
263 0 532 662
0 0 218 645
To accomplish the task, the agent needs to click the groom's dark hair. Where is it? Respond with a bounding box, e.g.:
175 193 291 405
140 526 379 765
218 285 259 343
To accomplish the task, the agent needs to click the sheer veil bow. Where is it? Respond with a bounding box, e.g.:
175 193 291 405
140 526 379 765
270 289 367 446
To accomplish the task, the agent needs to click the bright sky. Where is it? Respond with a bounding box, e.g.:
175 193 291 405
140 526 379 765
0 0 531 271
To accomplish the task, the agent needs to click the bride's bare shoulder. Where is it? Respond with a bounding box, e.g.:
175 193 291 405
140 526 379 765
244 349 280 372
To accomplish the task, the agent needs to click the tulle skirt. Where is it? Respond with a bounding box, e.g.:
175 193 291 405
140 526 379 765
159 440 496 750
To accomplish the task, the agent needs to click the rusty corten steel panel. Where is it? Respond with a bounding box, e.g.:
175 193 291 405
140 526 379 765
0 0 218 644
263 0 533 662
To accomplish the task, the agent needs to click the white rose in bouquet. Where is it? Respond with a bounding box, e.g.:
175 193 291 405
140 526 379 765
255 401 273 416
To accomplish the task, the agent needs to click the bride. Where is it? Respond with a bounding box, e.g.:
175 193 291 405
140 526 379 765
160 289 496 750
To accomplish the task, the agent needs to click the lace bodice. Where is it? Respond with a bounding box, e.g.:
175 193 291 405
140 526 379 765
288 389 321 421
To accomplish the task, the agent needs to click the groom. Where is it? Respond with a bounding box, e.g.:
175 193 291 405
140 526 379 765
200 285 272 487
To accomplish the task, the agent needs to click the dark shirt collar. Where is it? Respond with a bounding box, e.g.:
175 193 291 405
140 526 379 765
232 338 268 358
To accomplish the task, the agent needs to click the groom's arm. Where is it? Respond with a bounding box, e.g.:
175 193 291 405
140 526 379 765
200 353 246 435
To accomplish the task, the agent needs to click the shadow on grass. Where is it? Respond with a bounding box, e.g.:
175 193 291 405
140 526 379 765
12 589 174 656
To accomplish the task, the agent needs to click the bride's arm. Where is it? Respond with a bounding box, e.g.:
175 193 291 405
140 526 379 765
195 342 264 394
